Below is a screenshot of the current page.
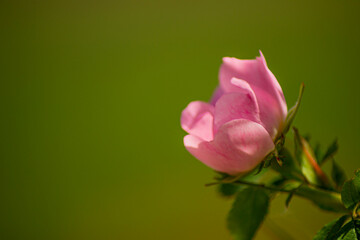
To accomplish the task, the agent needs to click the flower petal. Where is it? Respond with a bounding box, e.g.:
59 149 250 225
184 134 230 172
181 101 214 141
210 86 224 105
184 119 275 175
219 51 287 138
214 78 260 133
257 51 287 112
251 86 284 138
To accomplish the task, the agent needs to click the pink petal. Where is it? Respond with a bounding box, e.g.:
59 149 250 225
251 86 284 139
214 78 260 133
184 119 275 175
257 51 287 120
219 51 287 138
210 86 224 105
181 101 214 141
184 134 231 172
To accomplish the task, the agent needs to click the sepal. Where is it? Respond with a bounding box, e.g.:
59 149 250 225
331 160 347 191
321 139 339 165
293 127 331 188
281 83 304 136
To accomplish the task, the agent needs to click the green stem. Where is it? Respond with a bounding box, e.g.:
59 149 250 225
232 180 294 193
294 185 347 213
206 180 347 213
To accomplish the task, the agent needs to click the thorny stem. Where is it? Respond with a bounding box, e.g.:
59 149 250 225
206 179 347 212
235 180 293 192
206 180 331 194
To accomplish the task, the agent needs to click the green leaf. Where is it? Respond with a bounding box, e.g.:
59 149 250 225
320 139 338 165
282 83 304 135
284 183 305 209
218 183 239 197
285 192 294 208
331 160 347 190
341 170 360 210
341 228 359 240
334 220 360 240
304 134 311 142
313 215 348 240
227 188 269 240
334 221 353 239
269 177 288 189
314 143 323 165
294 185 346 212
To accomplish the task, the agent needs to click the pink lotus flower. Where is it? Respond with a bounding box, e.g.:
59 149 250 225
181 52 287 175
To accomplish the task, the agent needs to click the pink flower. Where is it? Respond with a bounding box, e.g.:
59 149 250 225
181 51 287 175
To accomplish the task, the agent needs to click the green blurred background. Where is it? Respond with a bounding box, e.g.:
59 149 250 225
1 0 359 239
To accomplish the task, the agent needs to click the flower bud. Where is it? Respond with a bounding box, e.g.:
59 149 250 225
181 51 287 175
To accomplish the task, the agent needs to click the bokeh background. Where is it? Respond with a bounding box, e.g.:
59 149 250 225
1 0 359 239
